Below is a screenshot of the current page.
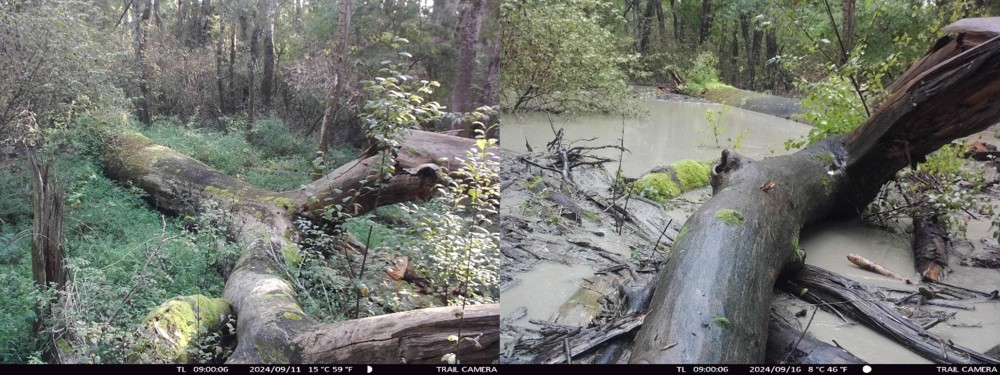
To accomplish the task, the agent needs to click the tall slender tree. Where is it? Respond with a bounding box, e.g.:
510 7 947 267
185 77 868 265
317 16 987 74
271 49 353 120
261 0 276 110
317 0 352 167
451 0 485 116
132 0 153 124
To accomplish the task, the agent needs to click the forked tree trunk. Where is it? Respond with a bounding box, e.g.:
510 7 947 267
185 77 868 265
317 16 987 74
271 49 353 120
103 129 499 363
629 18 1000 363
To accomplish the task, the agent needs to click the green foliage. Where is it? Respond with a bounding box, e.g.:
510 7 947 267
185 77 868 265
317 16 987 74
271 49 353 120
684 52 726 94
0 154 230 363
362 46 444 147
868 144 991 236
785 44 900 149
702 106 748 149
0 1 127 140
500 0 639 114
249 114 312 159
141 117 343 192
791 232 804 263
403 130 500 305
711 316 731 328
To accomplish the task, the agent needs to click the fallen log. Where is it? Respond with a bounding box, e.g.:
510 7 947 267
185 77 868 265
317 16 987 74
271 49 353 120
847 253 913 283
913 215 951 281
780 265 998 364
103 129 499 363
765 313 866 365
630 19 1000 363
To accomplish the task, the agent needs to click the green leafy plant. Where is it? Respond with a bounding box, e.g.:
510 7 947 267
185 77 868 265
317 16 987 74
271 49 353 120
403 126 500 306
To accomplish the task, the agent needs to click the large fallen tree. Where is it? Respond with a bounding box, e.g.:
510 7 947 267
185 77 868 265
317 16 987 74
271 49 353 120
629 18 1000 363
97 129 499 364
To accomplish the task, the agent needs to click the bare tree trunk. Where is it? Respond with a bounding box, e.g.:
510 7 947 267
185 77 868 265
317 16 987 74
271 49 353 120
132 0 152 124
261 0 276 111
247 5 261 129
629 20 1000 363
198 0 212 45
481 32 500 106
152 0 163 29
749 21 763 89
698 0 712 45
655 0 666 41
638 0 656 54
27 147 67 362
27 150 65 292
317 0 352 166
228 21 236 114
842 0 856 59
217 21 227 114
669 0 680 43
176 0 186 41
451 0 486 124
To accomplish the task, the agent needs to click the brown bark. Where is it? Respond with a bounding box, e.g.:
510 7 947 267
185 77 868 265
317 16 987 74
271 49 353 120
629 19 1000 363
913 215 950 281
451 0 486 117
103 129 499 363
27 150 66 291
842 0 856 61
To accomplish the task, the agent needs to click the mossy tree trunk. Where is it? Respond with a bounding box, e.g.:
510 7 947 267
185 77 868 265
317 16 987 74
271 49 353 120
630 19 1000 363
104 129 499 364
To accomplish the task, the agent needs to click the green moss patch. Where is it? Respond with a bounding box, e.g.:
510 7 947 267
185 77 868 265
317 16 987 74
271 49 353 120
283 312 303 321
140 295 232 363
715 209 745 226
674 160 712 191
281 245 302 267
635 159 712 203
634 173 681 202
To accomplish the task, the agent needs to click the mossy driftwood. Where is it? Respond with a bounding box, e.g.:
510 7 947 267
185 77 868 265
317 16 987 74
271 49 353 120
103 129 499 364
630 19 1000 363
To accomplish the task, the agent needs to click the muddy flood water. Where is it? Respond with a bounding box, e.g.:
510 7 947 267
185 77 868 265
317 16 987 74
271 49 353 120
500 99 1000 363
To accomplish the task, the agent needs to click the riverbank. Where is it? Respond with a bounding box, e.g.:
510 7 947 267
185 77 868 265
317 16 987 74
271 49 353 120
500 97 1000 364
656 85 804 122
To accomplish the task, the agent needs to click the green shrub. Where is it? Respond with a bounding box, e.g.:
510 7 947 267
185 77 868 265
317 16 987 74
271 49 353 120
249 114 311 159
0 155 229 363
684 52 725 93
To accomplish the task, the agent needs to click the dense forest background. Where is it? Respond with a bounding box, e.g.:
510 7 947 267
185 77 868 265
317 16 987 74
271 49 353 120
502 0 1000 123
0 0 498 363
